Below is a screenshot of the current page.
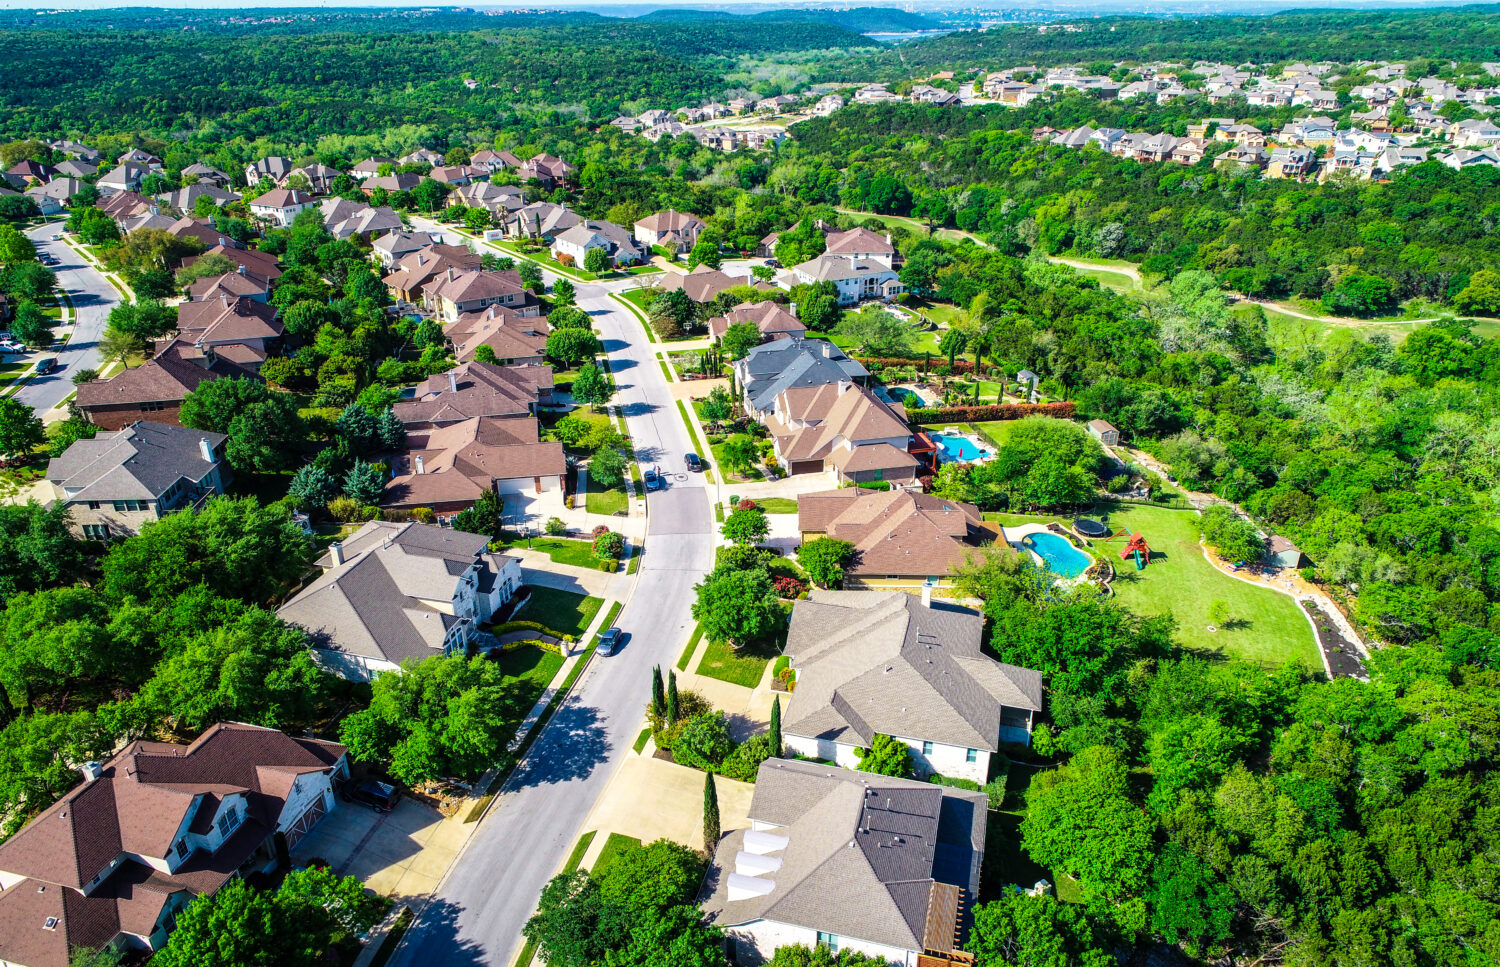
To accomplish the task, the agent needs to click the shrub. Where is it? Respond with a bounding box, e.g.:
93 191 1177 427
930 775 981 792
772 575 806 598
772 655 790 679
719 734 774 781
326 495 377 523
592 524 609 538
593 530 625 560
905 402 1077 423
673 712 734 771
737 498 757 511
854 734 914 778
648 690 712 749
490 619 576 643
545 516 567 536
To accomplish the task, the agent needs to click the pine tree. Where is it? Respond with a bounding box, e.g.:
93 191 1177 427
667 670 679 726
651 665 665 719
703 769 721 852
769 695 782 757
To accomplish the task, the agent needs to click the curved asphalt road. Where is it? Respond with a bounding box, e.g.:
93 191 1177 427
391 223 717 967
11 222 120 416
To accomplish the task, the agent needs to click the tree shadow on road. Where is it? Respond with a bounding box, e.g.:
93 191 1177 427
617 401 656 418
509 700 609 789
387 898 488 967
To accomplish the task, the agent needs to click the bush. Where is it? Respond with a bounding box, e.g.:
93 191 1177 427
673 712 734 771
930 775 981 792
490 619 576 643
648 690 712 750
326 495 377 523
773 575 806 598
593 530 625 560
719 734 774 781
546 517 567 536
737 498 757 510
905 402 1076 423
772 655 790 679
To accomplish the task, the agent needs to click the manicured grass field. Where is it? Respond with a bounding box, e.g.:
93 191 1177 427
591 833 643 874
495 535 601 570
585 485 628 516
989 503 1318 667
490 641 567 691
973 420 1021 447
709 440 763 481
749 497 798 514
696 636 775 688
677 623 704 670
513 586 604 639
621 286 658 312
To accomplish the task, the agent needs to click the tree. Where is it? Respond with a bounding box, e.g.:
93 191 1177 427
792 281 841 332
774 220 826 266
648 288 697 338
797 537 854 588
1197 505 1265 562
67 206 119 245
107 299 177 341
719 321 762 360
593 530 625 560
667 669 679 725
547 328 602 367
0 224 36 263
698 385 734 422
343 459 385 504
518 260 543 292
10 300 53 349
835 305 915 356
652 665 666 718
572 361 612 408
703 769 721 849
751 264 775 283
590 446 627 489
224 395 303 473
549 305 592 330
688 237 722 270
46 417 96 457
0 397 44 459
289 465 340 509
173 251 237 289
692 567 782 645
769 694 782 756
584 247 611 275
939 327 968 369
854 733 914 778
721 507 769 546
720 434 759 474
969 893 1113 967
179 377 271 433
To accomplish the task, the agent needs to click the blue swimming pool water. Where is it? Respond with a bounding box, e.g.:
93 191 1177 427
933 433 984 462
1024 532 1092 578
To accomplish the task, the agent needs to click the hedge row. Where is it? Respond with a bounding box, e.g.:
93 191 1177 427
856 356 977 373
490 619 576 643
907 401 1077 423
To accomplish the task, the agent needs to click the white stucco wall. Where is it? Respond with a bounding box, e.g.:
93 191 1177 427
783 731 992 783
725 919 918 966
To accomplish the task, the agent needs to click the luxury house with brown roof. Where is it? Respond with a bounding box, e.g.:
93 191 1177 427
75 343 259 430
444 305 549 364
423 268 535 323
382 244 483 303
633 209 705 253
392 361 553 428
659 263 740 303
707 299 806 343
700 757 985 966
172 296 283 370
0 723 347 967
247 188 314 227
186 269 272 304
797 488 985 587
383 416 566 514
767 382 919 484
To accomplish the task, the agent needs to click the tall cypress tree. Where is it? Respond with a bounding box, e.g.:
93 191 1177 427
769 695 782 757
703 769 721 853
651 665 665 719
667 669 680 725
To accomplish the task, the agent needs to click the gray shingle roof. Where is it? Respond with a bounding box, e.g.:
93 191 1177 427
735 337 868 412
783 591 1042 752
46 421 225 502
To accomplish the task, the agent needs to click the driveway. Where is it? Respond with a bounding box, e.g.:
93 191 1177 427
12 222 121 417
293 799 470 902
390 219 718 967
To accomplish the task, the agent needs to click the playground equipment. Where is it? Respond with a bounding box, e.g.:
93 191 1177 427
1119 533 1150 570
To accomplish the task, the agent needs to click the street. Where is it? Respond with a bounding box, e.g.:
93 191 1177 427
390 223 717 967
10 222 120 416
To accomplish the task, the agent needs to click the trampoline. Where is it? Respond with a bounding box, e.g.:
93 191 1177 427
1074 518 1108 538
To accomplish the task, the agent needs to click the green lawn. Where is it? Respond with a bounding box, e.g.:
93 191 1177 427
696 636 777 688
591 833 643 874
621 286 658 312
974 420 1022 447
750 497 798 514
1070 504 1315 666
512 586 604 639
490 642 567 692
633 728 652 754
709 440 763 481
586 485 628 516
677 622 704 670
492 240 598 280
494 535 601 569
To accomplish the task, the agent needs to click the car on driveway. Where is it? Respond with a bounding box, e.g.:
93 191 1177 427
343 778 400 813
684 452 702 473
596 627 624 656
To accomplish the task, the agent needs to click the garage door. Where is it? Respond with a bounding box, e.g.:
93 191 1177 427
283 795 328 851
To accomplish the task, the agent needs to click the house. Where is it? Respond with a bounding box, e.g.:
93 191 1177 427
1170 138 1207 165
166 216 242 251
284 163 341 193
318 197 402 241
423 268 535 323
44 421 230 540
633 209 705 253
7 159 55 185
181 162 231 187
814 94 844 116
0 723 347 967
1267 146 1316 179
96 163 148 197
471 149 522 175
789 255 902 305
700 758 986 967
1268 536 1306 569
171 296 282 370
248 188 315 227
1451 118 1500 147
707 300 805 343
448 181 524 216
54 159 99 180
350 157 396 180
519 154 574 188
767 382 919 484
728 97 755 114
382 245 483 304
181 245 279 286
909 84 960 106
734 337 869 417
445 305 549 365
1132 132 1179 163
244 156 294 186
393 360 554 428
550 219 645 268
429 164 487 186
361 173 421 195
1216 144 1268 168
24 179 83 215
825 227 897 264
186 269 272 304
610 116 643 133
400 148 446 166
118 147 162 170
382 416 566 514
1280 117 1337 147
49 139 100 162
504 201 580 241
74 342 259 430
372 230 438 270
781 590 1043 776
797 487 986 587
853 85 900 104
1087 419 1119 446
659 263 741 303
1439 148 1500 170
278 520 524 681
156 184 240 213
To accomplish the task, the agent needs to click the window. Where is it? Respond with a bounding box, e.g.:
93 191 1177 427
140 400 165 412
816 933 839 953
966 748 978 764
173 839 189 860
873 468 883 481
922 741 933 756
82 524 110 540
216 806 239 838
112 500 148 512
85 501 100 510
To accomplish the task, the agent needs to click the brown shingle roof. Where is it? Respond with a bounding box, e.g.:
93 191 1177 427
383 416 565 508
393 360 551 426
798 488 981 578
74 343 255 409
707 300 805 341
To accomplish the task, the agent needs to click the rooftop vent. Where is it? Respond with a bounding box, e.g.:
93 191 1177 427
43 917 59 931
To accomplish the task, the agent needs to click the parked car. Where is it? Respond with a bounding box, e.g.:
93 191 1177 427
684 452 702 473
343 778 399 813
764 258 781 268
643 465 661 491
596 627 624 656
33 355 57 374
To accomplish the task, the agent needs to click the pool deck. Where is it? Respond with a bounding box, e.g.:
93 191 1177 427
932 431 995 464
1002 523 1093 579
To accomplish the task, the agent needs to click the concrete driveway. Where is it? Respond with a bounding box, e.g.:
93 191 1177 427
293 799 469 902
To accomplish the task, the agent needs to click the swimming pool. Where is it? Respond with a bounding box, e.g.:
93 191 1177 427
933 432 986 463
1023 532 1092 578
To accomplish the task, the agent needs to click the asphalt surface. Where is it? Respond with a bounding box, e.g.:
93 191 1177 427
11 223 120 416
391 225 717 967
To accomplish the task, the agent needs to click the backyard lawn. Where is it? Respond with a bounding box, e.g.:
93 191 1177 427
494 535 601 570
974 420 1022 447
486 644 567 734
988 503 1318 667
696 636 776 688
512 586 604 639
585 484 628 516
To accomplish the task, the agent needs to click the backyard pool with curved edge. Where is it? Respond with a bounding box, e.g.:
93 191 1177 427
932 432 989 463
1023 532 1093 578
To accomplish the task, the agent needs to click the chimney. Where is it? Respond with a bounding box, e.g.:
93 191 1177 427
414 455 425 474
921 581 933 608
198 438 214 463
448 371 458 393
220 292 229 306
329 541 344 567
79 761 103 783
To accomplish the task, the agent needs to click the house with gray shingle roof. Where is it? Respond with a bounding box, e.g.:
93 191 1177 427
700 757 986 965
781 591 1043 778
44 421 229 539
277 520 523 681
732 336 869 417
